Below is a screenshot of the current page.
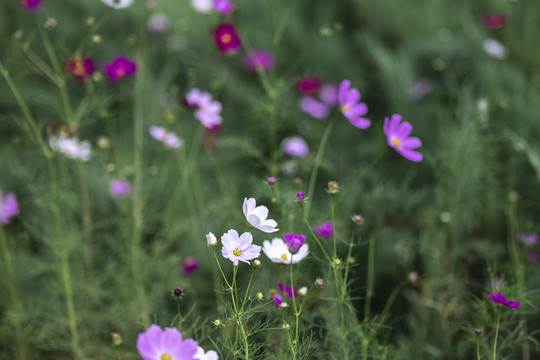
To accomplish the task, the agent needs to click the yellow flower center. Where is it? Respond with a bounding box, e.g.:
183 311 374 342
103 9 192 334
392 138 401 147
281 253 288 261
233 248 242 256
221 34 232 44
341 105 349 113
72 61 85 77
161 354 172 360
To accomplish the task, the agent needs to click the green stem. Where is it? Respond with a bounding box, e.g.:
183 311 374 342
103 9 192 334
289 257 299 360
362 236 376 359
77 161 94 278
0 227 28 360
492 309 501 360
305 115 337 218
231 266 249 359
477 339 481 360
177 301 182 330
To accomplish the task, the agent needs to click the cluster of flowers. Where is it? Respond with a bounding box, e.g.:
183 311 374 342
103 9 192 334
49 134 92 161
66 55 137 83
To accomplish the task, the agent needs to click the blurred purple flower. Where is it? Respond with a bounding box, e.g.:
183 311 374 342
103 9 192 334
103 56 137 82
517 232 538 245
244 50 274 72
67 56 95 83
137 324 198 360
148 13 168 33
214 0 234 15
313 221 333 239
182 256 199 274
484 13 507 29
0 191 19 225
299 97 331 119
213 23 241 54
383 114 423 162
185 88 223 130
488 292 520 308
295 76 321 96
296 192 305 202
338 80 370 129
281 137 308 158
272 293 284 307
527 251 540 263
408 78 433 102
284 233 306 253
149 126 183 149
19 0 41 11
278 282 298 298
110 179 131 198
319 84 339 106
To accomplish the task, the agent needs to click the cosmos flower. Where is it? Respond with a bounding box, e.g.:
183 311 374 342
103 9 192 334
484 13 507 30
19 0 41 11
284 233 306 254
243 198 278 233
148 13 168 33
149 126 184 149
383 114 423 162
0 191 19 225
213 23 241 54
313 221 333 239
281 137 308 158
338 80 370 129
137 324 199 360
221 229 261 266
206 232 218 246
483 39 507 60
103 56 137 82
299 97 331 119
182 256 199 274
214 0 234 15
101 0 134 9
49 135 91 161
191 0 213 13
185 88 223 130
517 233 538 245
244 50 274 72
262 238 309 264
194 347 219 360
295 76 321 95
110 179 131 198
66 56 95 83
488 292 520 308
278 282 298 298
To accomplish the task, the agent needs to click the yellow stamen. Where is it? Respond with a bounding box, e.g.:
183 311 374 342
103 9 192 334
161 354 171 360
72 61 85 77
341 105 349 113
392 138 401 147
233 249 242 256
221 34 232 44
281 253 288 261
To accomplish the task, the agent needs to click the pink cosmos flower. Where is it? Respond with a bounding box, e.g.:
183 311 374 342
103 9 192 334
313 221 333 239
0 191 19 225
484 13 507 30
185 88 223 130
383 114 423 162
488 292 520 308
244 50 274 72
272 293 284 307
137 324 198 360
278 282 298 298
19 0 41 11
67 56 95 83
149 126 183 149
338 80 370 129
214 0 234 15
299 97 331 119
221 229 261 266
213 23 241 54
319 84 339 106
110 179 131 198
103 56 137 82
295 76 321 95
284 233 306 254
281 137 308 157
182 256 199 274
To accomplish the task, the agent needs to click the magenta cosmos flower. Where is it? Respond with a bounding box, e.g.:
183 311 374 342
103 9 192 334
281 137 308 157
110 179 131 198
384 114 423 162
284 233 306 254
0 191 19 225
103 56 137 82
313 221 333 239
295 76 321 96
221 229 261 266
214 0 234 15
213 23 241 54
244 50 274 72
484 13 507 30
137 324 198 360
67 56 95 83
488 292 520 308
182 256 199 274
338 80 370 129
185 88 223 131
19 0 41 11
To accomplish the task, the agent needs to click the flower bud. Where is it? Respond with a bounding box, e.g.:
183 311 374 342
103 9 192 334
206 232 218 246
315 278 324 288
267 177 277 185
253 259 262 268
296 192 306 202
327 181 339 195
111 332 122 347
44 18 57 29
298 286 308 296
279 302 289 309
213 319 221 327
352 214 364 225
256 292 264 300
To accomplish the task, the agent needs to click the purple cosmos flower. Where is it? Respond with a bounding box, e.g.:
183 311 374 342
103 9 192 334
319 84 339 106
67 56 95 83
244 50 274 72
214 0 234 15
149 126 183 149
137 324 198 360
488 292 520 308
484 13 507 29
267 177 276 185
110 179 131 198
0 191 19 225
281 137 308 158
103 56 137 82
278 283 298 298
517 232 538 245
148 13 168 33
315 278 324 287
213 23 241 54
296 192 305 202
338 80 370 129
272 293 284 307
408 78 433 102
299 97 331 119
182 256 199 274
19 0 41 11
313 221 333 239
295 76 321 96
221 229 261 266
185 88 223 130
284 233 306 254
527 251 540 263
383 114 423 162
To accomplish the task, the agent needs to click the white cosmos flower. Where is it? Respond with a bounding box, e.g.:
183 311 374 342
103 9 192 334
195 347 219 360
262 238 308 264
191 0 213 13
101 0 134 9
49 135 91 161
243 198 279 233
221 229 261 266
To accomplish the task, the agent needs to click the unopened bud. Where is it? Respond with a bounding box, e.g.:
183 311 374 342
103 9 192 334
111 332 122 347
315 278 324 287
256 292 264 300
253 259 262 268
327 181 339 195
206 232 218 247
213 319 221 327
298 286 308 296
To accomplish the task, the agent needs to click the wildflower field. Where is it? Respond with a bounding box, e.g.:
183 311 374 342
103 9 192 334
2 0 540 359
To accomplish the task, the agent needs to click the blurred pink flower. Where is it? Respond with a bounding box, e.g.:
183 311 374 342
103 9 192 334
484 13 507 29
517 232 538 245
19 0 41 11
299 97 331 119
313 221 333 239
67 56 95 83
185 88 223 130
149 126 183 149
295 76 321 96
103 56 137 82
213 23 241 54
137 325 198 360
0 191 19 225
182 256 199 274
384 114 423 162
244 50 274 72
214 0 234 15
281 137 308 157
110 179 131 198
338 79 370 129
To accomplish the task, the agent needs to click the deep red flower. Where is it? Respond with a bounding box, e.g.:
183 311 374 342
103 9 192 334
484 13 507 30
19 0 41 11
295 76 321 96
213 23 241 54
67 56 95 83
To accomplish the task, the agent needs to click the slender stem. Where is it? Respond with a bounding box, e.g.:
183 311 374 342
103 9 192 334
305 115 337 217
230 266 249 359
77 161 94 278
0 227 28 360
477 339 481 360
492 309 502 360
289 257 299 360
75 11 112 55
212 249 231 288
302 211 331 261
177 301 182 330
363 235 376 360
